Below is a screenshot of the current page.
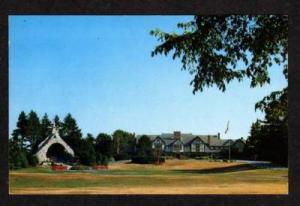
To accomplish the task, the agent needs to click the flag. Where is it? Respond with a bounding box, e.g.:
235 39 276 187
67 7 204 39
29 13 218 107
225 121 229 134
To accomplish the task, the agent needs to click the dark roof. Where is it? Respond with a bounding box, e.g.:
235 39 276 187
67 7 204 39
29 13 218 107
136 133 225 146
136 132 244 147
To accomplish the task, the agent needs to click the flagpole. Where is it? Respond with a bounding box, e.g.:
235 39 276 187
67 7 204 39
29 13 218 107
225 121 231 162
229 140 231 162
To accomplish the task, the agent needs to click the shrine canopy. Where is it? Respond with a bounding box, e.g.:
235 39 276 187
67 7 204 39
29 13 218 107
35 122 75 164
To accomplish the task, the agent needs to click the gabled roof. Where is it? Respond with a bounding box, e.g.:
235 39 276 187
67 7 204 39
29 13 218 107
135 132 244 148
170 139 184 146
163 138 176 145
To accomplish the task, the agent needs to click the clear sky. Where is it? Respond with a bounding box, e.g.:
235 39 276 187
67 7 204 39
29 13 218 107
9 15 287 139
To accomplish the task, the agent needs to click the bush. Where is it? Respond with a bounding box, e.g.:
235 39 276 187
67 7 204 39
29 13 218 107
12 152 29 169
28 155 39 167
96 154 109 166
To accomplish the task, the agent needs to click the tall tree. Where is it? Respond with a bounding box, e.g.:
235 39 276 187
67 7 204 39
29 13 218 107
53 115 63 136
136 135 153 157
86 133 95 144
151 15 287 93
40 113 52 140
12 111 28 150
248 88 288 165
61 113 82 155
26 110 41 152
78 138 96 166
96 133 113 159
112 130 136 160
9 138 28 169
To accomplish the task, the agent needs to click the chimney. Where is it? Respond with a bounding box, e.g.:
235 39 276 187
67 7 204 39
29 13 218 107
207 135 211 146
174 131 181 140
217 132 220 139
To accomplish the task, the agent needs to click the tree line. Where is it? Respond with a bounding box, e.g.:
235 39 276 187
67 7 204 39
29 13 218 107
9 111 155 169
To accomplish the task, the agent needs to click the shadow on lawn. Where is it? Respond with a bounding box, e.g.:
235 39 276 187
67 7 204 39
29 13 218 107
174 164 257 174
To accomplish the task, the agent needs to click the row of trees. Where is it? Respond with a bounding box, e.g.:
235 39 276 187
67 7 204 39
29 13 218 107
9 111 155 169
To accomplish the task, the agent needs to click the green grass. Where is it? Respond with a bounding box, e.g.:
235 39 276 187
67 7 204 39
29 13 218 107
9 160 288 194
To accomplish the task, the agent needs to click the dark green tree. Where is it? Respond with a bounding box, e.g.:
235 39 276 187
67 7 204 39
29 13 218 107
9 137 28 169
53 115 63 136
151 15 287 93
61 113 83 155
15 111 28 138
95 133 113 163
12 111 28 150
39 113 52 142
136 135 153 157
78 138 96 166
251 88 288 165
26 110 41 152
112 130 136 160
86 133 95 144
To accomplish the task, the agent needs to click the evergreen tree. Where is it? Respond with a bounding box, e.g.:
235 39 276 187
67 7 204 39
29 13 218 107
86 133 95 144
78 138 96 166
53 115 63 136
112 130 136 160
26 110 41 152
136 135 153 157
40 113 52 141
96 133 113 162
61 113 82 155
9 137 28 169
13 111 28 150
16 111 28 138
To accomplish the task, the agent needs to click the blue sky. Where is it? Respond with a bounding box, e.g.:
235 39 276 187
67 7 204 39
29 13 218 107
9 16 287 139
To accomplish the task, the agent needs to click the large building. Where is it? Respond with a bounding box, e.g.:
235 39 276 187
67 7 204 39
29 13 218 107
137 131 245 154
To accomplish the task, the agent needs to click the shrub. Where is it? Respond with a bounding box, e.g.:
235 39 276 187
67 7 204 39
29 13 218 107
96 154 109 166
28 155 39 167
12 152 29 169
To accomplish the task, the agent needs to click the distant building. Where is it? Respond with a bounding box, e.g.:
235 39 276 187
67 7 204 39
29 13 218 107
136 131 245 154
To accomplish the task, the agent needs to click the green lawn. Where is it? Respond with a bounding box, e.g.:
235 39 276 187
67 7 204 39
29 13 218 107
9 160 288 194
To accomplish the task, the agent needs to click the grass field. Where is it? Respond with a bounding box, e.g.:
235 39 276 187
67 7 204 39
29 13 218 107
9 159 288 194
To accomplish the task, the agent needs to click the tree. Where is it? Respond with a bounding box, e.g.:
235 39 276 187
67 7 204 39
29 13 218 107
151 15 288 165
151 15 287 93
86 133 95 144
16 111 28 138
78 138 96 166
61 113 83 155
37 113 52 151
136 135 153 157
40 113 51 138
26 110 41 152
246 88 288 165
9 137 28 169
96 133 113 159
12 111 28 151
53 115 63 137
10 111 40 168
112 130 136 160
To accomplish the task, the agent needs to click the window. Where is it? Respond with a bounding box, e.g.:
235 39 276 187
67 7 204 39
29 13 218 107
173 144 181 152
195 143 200 152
